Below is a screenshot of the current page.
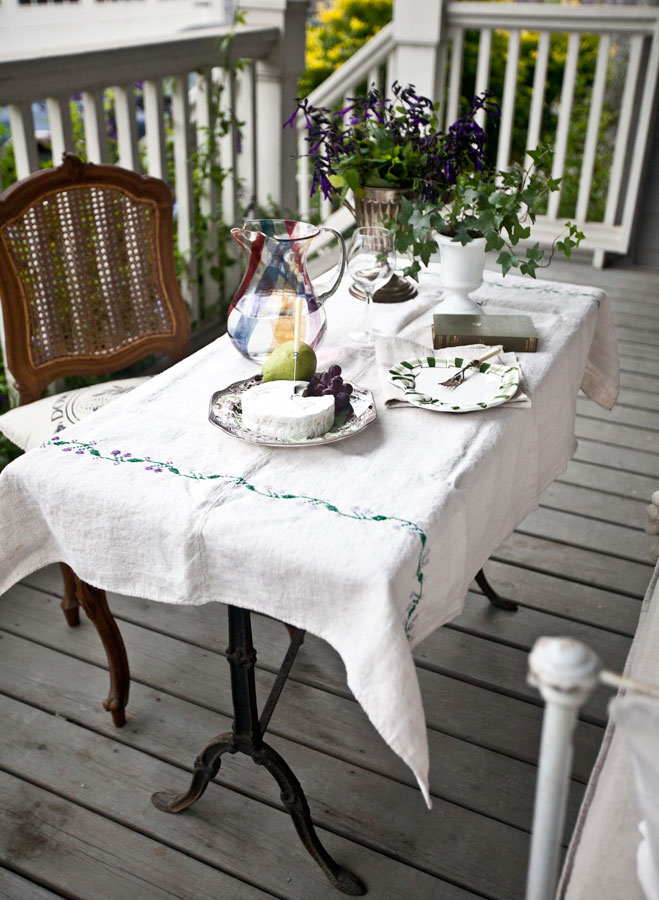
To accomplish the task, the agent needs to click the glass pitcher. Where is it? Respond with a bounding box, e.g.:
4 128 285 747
227 219 346 363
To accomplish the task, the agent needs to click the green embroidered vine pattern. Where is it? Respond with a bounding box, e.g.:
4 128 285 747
43 436 427 637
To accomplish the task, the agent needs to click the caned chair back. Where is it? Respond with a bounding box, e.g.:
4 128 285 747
0 153 190 404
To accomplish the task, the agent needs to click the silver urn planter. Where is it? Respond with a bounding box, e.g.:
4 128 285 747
346 187 418 302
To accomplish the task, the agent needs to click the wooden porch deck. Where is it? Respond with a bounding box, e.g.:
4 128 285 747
1 259 657 900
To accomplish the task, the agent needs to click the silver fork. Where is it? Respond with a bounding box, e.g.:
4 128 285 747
439 345 503 389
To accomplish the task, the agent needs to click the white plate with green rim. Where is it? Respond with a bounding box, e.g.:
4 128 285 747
388 356 520 413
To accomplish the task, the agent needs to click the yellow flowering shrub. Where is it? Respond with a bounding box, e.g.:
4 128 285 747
299 0 392 96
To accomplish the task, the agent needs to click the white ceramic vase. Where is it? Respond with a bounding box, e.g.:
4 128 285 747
436 234 486 315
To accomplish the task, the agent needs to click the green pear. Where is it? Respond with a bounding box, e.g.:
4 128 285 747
261 341 317 382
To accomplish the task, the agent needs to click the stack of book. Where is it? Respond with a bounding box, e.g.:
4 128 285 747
432 314 538 353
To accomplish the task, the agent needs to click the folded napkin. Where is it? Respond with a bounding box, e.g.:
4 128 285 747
375 335 531 409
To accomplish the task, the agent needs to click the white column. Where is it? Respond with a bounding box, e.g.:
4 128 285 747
525 637 601 900
241 0 308 214
390 0 445 101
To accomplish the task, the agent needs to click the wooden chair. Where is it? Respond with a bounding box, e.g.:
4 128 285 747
0 153 191 726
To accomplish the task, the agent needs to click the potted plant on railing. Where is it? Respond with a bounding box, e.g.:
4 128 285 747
285 83 497 301
287 85 584 312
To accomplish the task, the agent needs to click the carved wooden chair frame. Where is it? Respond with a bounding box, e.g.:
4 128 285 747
0 153 191 726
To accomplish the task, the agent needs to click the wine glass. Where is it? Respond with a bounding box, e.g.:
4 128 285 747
347 226 395 348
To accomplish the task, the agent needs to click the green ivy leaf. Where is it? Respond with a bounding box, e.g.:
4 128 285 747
497 251 514 277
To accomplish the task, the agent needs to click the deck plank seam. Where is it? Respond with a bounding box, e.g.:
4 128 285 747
0 709 514 898
0 764 291 900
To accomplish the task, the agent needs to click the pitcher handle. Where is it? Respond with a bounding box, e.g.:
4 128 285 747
315 227 347 303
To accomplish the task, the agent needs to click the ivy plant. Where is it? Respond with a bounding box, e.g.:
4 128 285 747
394 146 584 280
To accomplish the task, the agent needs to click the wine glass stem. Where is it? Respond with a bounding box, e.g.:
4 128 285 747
365 287 373 338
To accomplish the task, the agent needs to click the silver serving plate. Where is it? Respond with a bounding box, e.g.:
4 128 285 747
208 376 377 447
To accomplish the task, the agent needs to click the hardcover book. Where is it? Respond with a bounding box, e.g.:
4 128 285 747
432 313 538 353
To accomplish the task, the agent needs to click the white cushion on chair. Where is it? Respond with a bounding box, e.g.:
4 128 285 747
0 376 150 451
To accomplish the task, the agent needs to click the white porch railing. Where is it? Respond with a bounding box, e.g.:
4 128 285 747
297 2 659 268
0 0 307 323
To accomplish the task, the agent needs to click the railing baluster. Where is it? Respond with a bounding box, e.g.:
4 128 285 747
218 74 231 219
171 73 199 321
224 72 240 229
474 27 492 128
46 95 74 164
434 39 449 126
113 83 140 172
367 65 380 91
8 103 39 179
196 69 219 311
602 34 643 231
297 128 310 221
445 27 464 129
143 78 167 181
82 89 109 164
220 66 247 300
320 190 332 223
547 32 581 220
524 30 550 168
496 30 521 172
620 28 659 254
236 61 258 214
576 34 611 222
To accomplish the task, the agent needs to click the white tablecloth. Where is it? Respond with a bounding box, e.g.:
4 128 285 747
0 266 619 806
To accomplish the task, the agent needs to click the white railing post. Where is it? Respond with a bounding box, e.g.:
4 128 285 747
241 0 308 215
82 89 110 164
390 0 445 100
525 637 601 900
7 103 39 180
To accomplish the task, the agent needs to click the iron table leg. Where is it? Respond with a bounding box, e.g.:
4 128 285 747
476 567 518 611
152 605 366 896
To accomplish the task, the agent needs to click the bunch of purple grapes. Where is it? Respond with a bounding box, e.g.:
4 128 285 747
308 364 354 415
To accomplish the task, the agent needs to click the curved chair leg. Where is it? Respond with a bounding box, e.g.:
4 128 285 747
59 562 80 626
75 579 130 727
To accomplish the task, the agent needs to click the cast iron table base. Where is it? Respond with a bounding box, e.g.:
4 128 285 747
151 605 367 896
476 568 518 611
149 568 513 895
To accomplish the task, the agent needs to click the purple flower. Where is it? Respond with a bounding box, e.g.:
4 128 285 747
111 450 121 456
286 84 499 204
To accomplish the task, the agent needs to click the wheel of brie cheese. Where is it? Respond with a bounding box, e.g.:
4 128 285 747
241 380 335 440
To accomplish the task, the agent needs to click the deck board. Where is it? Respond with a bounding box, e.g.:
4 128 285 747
1 260 656 899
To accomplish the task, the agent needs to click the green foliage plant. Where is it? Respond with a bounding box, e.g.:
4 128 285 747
395 145 584 280
287 85 497 206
